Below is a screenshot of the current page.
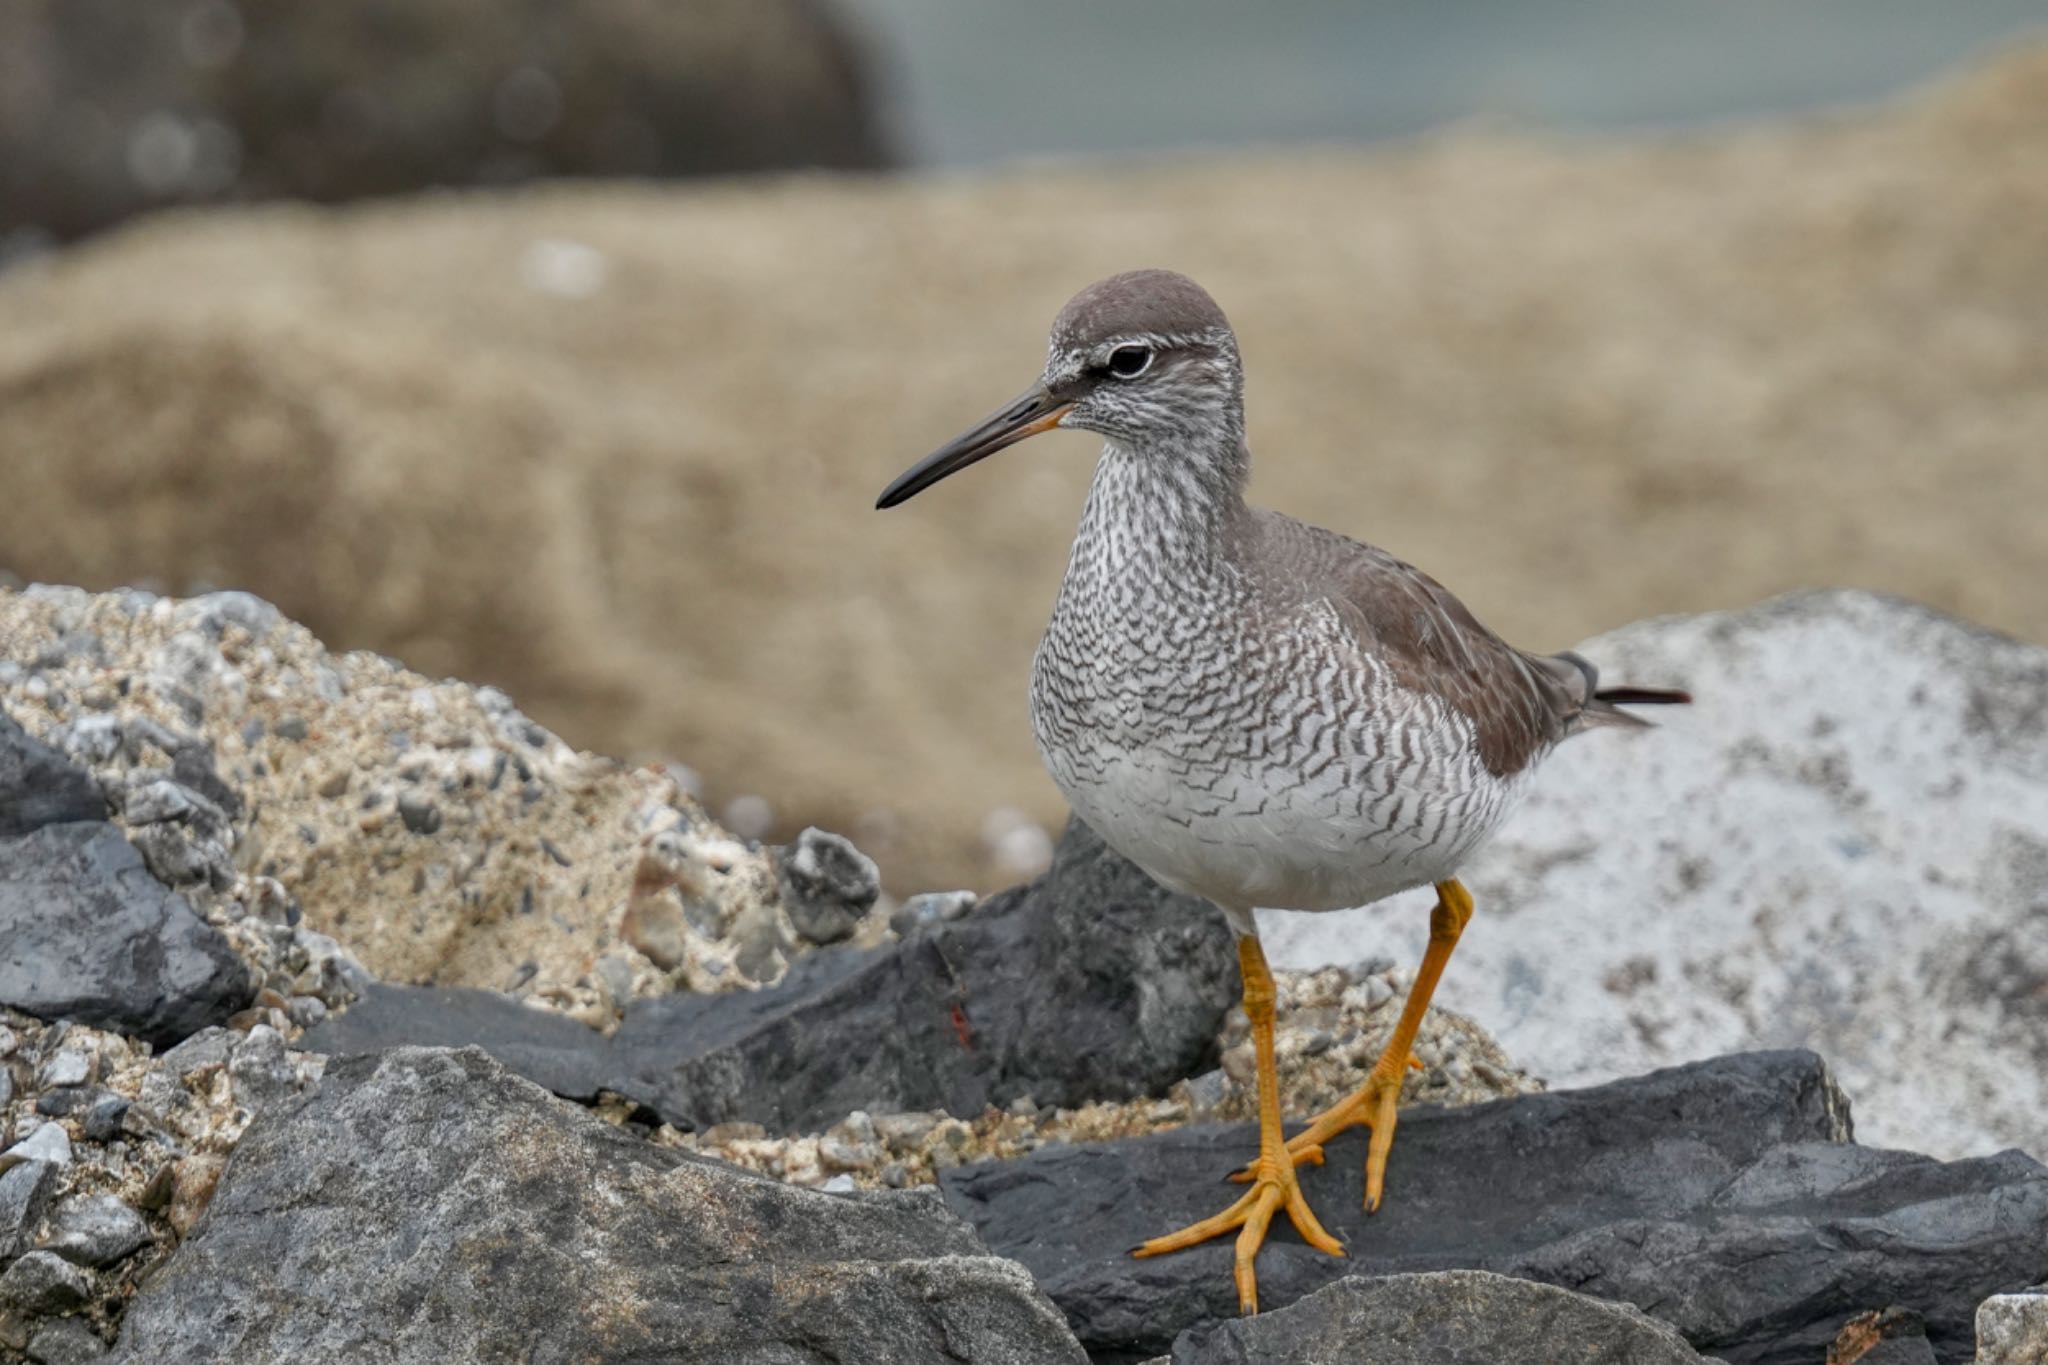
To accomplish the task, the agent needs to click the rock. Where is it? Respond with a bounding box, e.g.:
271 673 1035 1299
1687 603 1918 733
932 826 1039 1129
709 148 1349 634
777 827 881 945
5 1123 72 1168
154 1028 234 1083
42 1194 150 1268
307 820 1238 1133
1264 590 2048 1157
225 1024 295 1109
36 1050 90 1089
0 1251 91 1316
0 1159 56 1259
1828 1308 1939 1365
940 1051 2048 1363
26 1315 107 1364
892 891 980 937
0 712 105 836
80 1095 129 1143
1171 1271 1709 1363
113 1046 1083 1363
0 821 251 1048
1976 1286 2048 1365
0 0 892 244
395 792 442 836
26 1316 107 1364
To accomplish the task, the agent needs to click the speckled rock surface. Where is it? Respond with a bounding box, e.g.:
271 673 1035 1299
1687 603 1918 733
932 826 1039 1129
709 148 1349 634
0 1007 326 1357
943 1051 2048 1364
1170 1271 1711 1364
1975 1285 2048 1365
0 585 891 1020
1265 590 2048 1159
111 1046 1085 1365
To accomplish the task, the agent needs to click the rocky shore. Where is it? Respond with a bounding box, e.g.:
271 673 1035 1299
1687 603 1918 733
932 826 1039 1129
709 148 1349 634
4 584 2047 1361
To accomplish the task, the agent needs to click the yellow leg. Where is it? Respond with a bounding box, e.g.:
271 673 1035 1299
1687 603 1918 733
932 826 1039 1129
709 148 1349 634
1234 877 1474 1211
1131 935 1344 1313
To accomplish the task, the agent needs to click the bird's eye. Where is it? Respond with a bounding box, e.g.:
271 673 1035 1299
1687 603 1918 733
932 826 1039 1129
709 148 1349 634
1106 345 1154 379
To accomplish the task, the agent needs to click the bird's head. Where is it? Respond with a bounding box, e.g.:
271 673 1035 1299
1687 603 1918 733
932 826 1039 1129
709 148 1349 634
876 269 1244 509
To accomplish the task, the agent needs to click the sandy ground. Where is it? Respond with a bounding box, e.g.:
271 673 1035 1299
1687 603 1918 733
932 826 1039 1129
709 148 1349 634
0 43 2043 892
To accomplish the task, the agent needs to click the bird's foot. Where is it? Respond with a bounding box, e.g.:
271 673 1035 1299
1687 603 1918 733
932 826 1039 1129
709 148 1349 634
1130 1147 1343 1314
1230 1054 1417 1211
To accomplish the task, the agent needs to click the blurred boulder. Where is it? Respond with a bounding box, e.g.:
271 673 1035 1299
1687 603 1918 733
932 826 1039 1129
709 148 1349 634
0 0 893 245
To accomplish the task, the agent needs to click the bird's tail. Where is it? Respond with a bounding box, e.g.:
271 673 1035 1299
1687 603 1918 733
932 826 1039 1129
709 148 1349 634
1542 651 1692 732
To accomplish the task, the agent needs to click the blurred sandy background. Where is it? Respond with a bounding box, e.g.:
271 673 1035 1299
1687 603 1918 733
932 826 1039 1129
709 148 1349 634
1 3 2045 893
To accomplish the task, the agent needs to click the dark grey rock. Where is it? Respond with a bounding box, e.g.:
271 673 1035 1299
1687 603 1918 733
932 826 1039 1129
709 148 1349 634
80 1096 129 1144
778 827 881 945
112 1046 1083 1364
27 1315 108 1364
0 822 252 1048
396 792 442 835
33 1086 101 1119
0 1159 57 1259
306 820 1239 1134
43 1194 150 1268
153 1028 233 1081
1172 1270 1708 1363
0 1251 91 1316
0 712 105 836
941 1051 2047 1364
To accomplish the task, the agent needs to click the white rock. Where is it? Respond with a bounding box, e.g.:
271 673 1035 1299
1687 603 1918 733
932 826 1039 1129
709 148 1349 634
1262 591 2048 1158
4 1122 73 1168
1977 1285 2048 1364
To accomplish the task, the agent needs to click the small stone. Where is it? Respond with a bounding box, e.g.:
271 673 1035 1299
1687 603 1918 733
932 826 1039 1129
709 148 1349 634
137 1164 176 1212
0 1025 16 1057
818 1174 856 1195
4 1124 72 1168
700 1122 768 1145
818 1138 879 1173
397 792 443 835
81 1096 130 1144
274 717 309 742
34 1087 98 1119
777 828 880 946
880 1162 909 1188
1184 1069 1231 1117
621 894 690 972
0 1161 57 1258
872 1112 939 1154
0 1251 91 1316
156 1027 234 1081
43 1194 151 1267
167 1154 225 1237
594 953 637 1008
228 1025 296 1108
288 996 329 1030
0 1067 12 1110
26 1314 107 1364
889 890 978 937
37 1051 91 1089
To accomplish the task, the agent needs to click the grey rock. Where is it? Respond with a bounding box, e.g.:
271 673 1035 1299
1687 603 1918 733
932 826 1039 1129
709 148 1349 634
306 820 1239 1133
0 823 252 1048
27 1315 108 1364
396 792 442 835
226 1025 295 1109
33 1086 101 1119
778 826 881 945
892 890 979 937
112 1046 1082 1363
173 592 280 641
0 1160 56 1259
37 1051 91 1089
5 1124 72 1168
0 712 106 836
0 1251 91 1316
80 1096 129 1144
42 1195 150 1268
0 1065 12 1110
1977 1286 2048 1365
1172 1271 1708 1363
941 1051 2047 1364
154 1028 233 1082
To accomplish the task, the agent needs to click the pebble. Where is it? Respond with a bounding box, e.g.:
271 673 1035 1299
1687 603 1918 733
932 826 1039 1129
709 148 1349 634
0 1251 91 1316
167 1154 225 1237
889 890 977 937
81 1096 131 1144
228 1025 297 1108
26 1315 108 1364
818 1174 856 1195
397 792 443 835
156 1028 234 1081
1978 1284 2048 1365
777 828 880 946
37 1051 91 1090
4 1124 72 1169
1 1161 57 1257
43 1194 151 1268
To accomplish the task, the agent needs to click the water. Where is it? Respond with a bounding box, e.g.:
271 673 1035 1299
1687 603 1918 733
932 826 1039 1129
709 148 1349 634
840 0 2048 167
